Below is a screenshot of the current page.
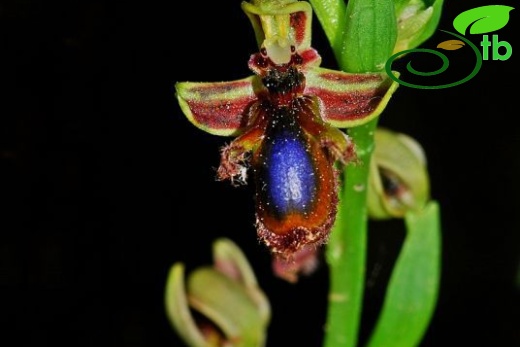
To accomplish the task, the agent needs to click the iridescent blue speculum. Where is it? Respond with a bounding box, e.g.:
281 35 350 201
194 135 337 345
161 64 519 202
262 122 317 216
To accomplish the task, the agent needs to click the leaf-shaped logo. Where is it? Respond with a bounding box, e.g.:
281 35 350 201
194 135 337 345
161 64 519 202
453 5 514 35
437 40 465 50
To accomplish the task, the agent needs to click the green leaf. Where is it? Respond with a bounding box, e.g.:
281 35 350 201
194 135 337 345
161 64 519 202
340 0 397 72
366 201 441 347
453 5 515 35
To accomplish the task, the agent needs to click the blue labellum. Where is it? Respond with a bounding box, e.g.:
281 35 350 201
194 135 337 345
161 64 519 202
263 128 316 215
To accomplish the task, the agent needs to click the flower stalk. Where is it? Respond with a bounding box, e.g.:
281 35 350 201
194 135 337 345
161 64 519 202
324 119 378 347
310 0 443 346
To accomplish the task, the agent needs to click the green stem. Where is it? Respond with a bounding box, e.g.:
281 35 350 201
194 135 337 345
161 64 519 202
324 119 378 347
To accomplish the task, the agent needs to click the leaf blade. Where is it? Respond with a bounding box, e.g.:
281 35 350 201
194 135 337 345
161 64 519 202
366 201 441 347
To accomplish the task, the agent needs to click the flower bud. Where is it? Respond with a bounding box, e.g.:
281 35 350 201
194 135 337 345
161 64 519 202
340 0 397 72
271 245 320 283
393 0 444 53
367 127 430 219
165 238 270 347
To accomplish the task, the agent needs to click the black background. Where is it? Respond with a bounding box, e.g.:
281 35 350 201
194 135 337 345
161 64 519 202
2 0 519 346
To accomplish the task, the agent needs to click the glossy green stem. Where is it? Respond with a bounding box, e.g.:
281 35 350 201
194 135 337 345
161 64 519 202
324 119 378 347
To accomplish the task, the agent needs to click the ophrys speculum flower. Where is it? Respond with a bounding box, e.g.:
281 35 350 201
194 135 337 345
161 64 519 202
176 0 398 258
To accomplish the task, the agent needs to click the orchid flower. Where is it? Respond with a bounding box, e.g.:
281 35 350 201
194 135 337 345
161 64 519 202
176 0 398 259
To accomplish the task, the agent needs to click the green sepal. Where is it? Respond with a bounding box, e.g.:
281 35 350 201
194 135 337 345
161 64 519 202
187 267 268 347
393 0 444 53
241 0 313 51
165 264 209 347
212 238 270 323
367 128 430 219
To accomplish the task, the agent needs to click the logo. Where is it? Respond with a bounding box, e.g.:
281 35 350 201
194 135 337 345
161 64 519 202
386 5 514 89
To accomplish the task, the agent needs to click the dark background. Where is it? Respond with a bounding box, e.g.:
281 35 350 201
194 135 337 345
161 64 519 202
2 0 519 346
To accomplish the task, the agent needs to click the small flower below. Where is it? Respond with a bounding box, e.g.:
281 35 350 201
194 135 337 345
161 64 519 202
367 127 430 219
271 244 321 283
165 238 270 347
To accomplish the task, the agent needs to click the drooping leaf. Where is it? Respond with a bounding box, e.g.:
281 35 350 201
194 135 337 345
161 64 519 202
453 5 514 35
366 201 441 347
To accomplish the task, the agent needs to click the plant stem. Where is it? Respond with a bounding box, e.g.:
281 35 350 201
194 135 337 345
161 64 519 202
324 118 378 347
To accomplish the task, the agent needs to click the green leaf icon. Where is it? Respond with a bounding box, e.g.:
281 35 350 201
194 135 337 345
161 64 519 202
453 5 514 35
